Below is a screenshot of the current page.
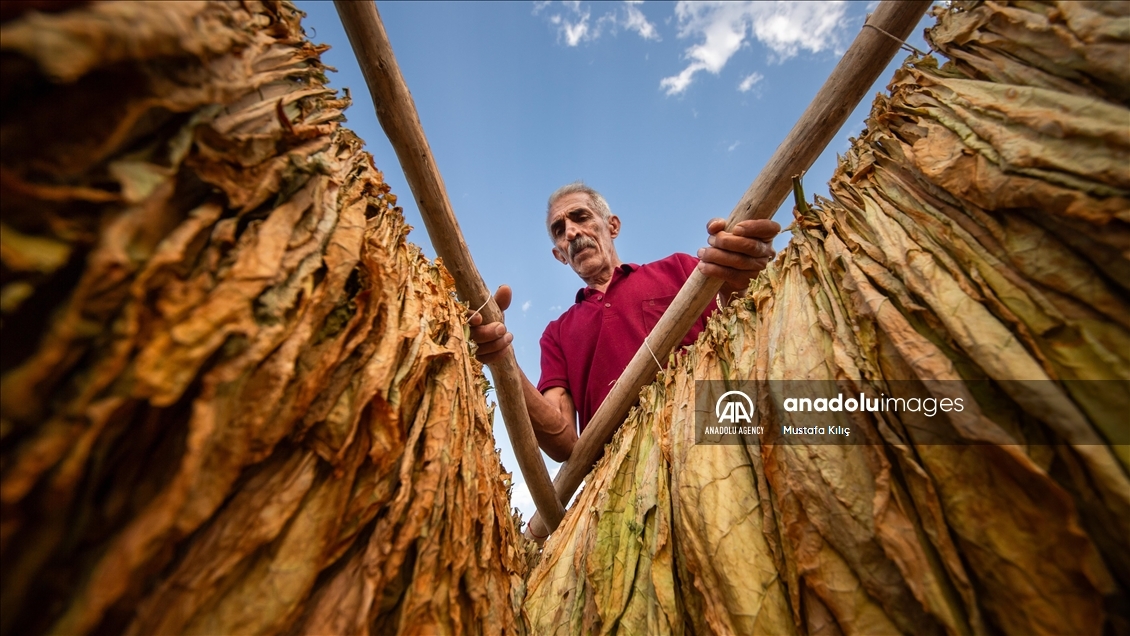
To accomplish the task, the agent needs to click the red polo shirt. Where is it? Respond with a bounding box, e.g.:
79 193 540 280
537 253 719 432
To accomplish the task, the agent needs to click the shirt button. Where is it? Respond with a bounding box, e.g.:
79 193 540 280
605 302 611 308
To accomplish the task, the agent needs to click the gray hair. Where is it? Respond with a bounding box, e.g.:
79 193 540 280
546 182 612 239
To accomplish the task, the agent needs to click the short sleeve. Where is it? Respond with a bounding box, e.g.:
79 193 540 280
672 251 699 277
537 321 569 394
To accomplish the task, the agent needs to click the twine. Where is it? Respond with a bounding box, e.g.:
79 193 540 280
643 337 663 370
465 297 492 323
862 22 926 57
527 522 549 541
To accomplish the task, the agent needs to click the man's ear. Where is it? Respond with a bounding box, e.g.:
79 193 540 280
552 246 568 265
608 215 621 238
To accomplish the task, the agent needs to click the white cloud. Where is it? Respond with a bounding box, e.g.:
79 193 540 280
660 1 849 95
522 300 532 312
563 19 590 46
548 5 592 47
738 71 763 92
751 2 846 59
727 140 741 152
540 1 660 47
623 1 660 40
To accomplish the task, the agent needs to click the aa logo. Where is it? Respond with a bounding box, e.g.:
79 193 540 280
715 390 754 424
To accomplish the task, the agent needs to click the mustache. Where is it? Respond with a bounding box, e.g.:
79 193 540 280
568 236 597 259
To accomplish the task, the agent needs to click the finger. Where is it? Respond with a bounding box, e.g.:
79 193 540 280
731 219 781 240
698 246 769 272
705 232 775 259
475 331 513 354
467 311 483 326
494 285 512 312
696 261 756 288
476 332 513 356
469 322 506 344
705 218 727 236
476 332 514 363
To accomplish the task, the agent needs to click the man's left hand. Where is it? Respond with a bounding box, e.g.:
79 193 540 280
697 218 780 299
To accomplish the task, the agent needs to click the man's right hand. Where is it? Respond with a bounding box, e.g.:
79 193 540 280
467 284 579 461
467 285 513 365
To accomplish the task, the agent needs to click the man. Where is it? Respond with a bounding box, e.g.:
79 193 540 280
469 182 779 462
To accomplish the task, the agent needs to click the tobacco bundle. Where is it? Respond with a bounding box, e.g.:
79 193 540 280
524 2 1129 634
0 2 525 634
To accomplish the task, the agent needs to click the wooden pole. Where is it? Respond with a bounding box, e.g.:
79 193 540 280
333 1 565 529
529 0 933 537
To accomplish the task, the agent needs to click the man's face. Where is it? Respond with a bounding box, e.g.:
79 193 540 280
547 192 621 281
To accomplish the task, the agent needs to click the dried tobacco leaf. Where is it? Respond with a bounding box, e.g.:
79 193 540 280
0 2 526 635
524 2 1129 635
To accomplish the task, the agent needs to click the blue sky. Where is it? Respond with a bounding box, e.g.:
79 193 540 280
296 0 934 520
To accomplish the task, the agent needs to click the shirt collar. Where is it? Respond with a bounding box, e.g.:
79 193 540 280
574 263 637 303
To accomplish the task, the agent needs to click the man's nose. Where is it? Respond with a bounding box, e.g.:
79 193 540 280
564 220 581 241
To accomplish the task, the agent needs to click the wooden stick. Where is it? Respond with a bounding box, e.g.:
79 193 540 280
529 0 932 537
334 0 565 529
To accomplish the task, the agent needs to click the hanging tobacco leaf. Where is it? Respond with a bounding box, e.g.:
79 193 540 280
0 2 527 634
525 3 1129 635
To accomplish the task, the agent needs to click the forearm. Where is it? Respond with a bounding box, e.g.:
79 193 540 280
518 375 577 462
466 291 577 460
